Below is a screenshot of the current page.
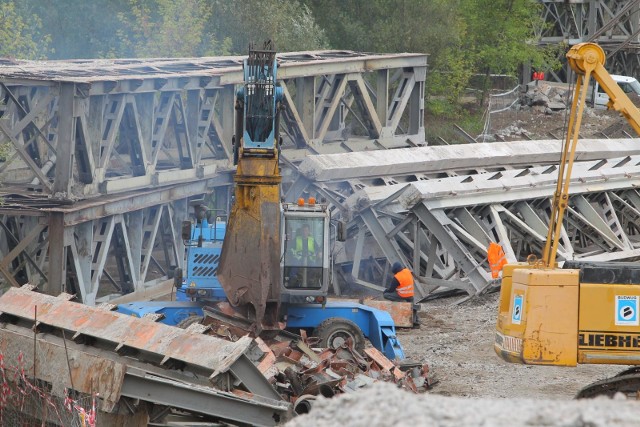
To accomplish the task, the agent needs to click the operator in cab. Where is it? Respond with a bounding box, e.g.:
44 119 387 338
293 224 319 263
383 262 414 302
285 223 323 288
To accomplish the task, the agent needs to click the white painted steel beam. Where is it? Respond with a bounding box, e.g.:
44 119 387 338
287 140 640 296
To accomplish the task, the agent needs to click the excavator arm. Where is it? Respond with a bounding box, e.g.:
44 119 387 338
216 42 284 334
495 43 640 371
542 42 640 268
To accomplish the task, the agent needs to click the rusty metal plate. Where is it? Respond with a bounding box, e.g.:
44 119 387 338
0 287 251 378
362 300 414 328
0 324 126 412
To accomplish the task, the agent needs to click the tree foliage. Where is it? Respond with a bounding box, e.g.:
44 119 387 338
0 1 49 59
5 0 326 59
209 0 327 54
1 0 559 117
308 0 559 115
14 0 129 59
116 0 217 57
457 0 561 104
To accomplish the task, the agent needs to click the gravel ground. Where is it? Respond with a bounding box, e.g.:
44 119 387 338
288 382 640 427
286 293 639 426
401 292 626 399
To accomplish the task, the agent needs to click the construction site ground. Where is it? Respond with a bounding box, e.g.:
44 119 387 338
289 293 640 427
488 104 625 141
402 292 623 400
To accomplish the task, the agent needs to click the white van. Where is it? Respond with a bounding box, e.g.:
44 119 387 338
592 74 640 109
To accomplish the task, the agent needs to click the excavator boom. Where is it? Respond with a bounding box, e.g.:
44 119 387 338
542 43 640 268
216 42 283 334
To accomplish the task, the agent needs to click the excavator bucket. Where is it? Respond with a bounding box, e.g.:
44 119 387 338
216 158 282 334
217 42 283 334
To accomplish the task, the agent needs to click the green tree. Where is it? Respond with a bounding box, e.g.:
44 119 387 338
306 0 458 55
307 0 558 115
0 1 49 59
458 0 560 105
15 0 131 59
211 0 328 54
116 0 218 57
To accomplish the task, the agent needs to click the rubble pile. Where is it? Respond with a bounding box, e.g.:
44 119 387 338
495 122 530 139
250 334 432 411
197 304 433 412
520 81 569 114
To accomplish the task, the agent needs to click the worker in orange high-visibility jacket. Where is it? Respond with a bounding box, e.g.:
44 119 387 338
383 262 414 302
487 242 507 279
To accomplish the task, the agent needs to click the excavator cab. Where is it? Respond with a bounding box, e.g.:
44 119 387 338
281 200 331 303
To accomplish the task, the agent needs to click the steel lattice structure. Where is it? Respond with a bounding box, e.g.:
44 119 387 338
539 0 640 79
290 140 640 298
0 51 427 304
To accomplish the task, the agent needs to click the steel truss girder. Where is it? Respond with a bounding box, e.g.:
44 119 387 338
539 0 640 78
400 157 640 294
0 178 224 302
0 51 427 195
0 51 426 297
285 141 640 296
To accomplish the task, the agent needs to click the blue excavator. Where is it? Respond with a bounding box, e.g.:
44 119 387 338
118 42 405 360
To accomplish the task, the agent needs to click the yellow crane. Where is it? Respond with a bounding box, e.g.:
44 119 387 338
495 42 640 397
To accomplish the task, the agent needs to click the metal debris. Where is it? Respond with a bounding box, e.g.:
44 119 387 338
201 305 434 406
0 287 291 426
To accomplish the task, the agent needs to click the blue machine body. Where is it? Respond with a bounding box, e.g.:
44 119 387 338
117 301 205 326
117 301 404 360
175 218 228 302
117 216 405 359
286 302 405 359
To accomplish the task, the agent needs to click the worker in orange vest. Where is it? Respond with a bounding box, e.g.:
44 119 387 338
487 242 507 279
383 262 414 302
532 70 545 81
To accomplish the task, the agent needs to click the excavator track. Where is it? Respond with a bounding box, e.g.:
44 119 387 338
576 369 640 399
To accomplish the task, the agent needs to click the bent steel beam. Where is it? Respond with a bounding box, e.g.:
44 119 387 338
286 141 640 296
0 287 289 425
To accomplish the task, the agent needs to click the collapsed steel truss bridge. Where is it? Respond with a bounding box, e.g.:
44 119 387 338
290 140 640 298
